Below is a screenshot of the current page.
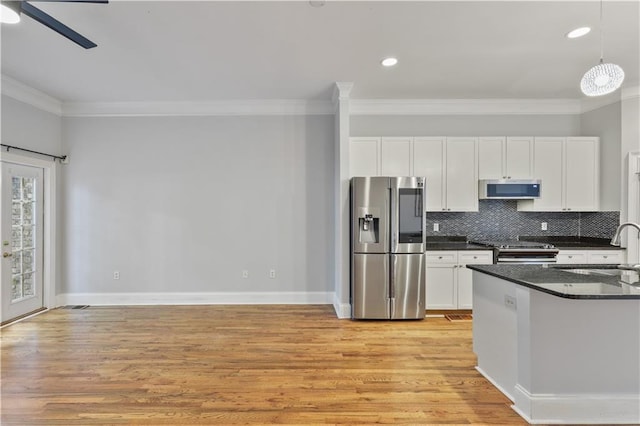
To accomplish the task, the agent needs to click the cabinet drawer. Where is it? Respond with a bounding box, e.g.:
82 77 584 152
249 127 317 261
557 251 587 264
587 251 624 264
425 251 457 264
458 251 493 265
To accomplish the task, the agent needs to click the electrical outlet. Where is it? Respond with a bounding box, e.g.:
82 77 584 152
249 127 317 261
433 223 440 232
269 269 276 279
113 271 120 280
242 270 249 279
541 222 548 231
504 295 517 309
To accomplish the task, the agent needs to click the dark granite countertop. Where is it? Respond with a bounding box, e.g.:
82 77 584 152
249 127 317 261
519 236 624 250
425 236 491 251
467 264 640 300
425 242 490 251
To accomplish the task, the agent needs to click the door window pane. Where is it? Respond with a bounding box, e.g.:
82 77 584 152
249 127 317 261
11 177 20 201
11 202 21 225
23 273 34 297
12 275 22 301
11 227 22 249
11 252 21 275
22 226 34 248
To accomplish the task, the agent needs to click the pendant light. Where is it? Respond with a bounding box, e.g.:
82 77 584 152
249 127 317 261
0 2 21 24
580 0 625 96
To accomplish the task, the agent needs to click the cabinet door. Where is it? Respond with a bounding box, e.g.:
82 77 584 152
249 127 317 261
518 137 563 211
557 250 587 264
445 137 478 212
587 250 624 264
457 251 493 309
425 264 457 309
478 137 505 180
414 137 445 212
564 137 599 211
350 137 380 177
381 137 412 176
505 137 534 179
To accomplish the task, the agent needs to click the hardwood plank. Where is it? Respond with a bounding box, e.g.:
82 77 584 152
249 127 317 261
1 305 527 425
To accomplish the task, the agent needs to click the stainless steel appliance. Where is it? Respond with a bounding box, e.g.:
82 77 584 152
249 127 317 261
351 176 426 319
479 179 542 199
470 239 558 264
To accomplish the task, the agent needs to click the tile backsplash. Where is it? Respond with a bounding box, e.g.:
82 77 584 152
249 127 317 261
425 200 619 240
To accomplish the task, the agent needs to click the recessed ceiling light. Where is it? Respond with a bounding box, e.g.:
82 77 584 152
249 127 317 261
566 27 591 39
381 57 398 67
0 3 21 24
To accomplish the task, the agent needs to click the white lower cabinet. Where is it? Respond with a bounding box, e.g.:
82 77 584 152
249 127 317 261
425 250 493 309
557 249 626 264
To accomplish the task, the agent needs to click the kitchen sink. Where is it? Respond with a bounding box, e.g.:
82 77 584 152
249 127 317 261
561 267 640 285
561 268 624 276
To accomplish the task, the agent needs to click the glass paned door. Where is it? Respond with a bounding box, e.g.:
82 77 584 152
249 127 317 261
1 162 44 323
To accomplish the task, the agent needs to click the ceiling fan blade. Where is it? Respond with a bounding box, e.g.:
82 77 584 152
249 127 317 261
20 1 97 49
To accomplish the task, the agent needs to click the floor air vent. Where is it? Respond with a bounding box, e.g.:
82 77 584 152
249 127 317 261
444 314 472 322
61 305 90 310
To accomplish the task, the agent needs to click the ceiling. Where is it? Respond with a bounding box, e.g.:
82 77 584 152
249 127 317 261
1 1 639 103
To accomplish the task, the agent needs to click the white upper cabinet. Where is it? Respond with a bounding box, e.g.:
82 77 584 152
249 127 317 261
518 137 599 212
414 137 478 212
381 137 413 176
478 136 533 180
349 137 380 177
445 137 479 211
505 137 534 179
564 137 599 211
414 137 446 211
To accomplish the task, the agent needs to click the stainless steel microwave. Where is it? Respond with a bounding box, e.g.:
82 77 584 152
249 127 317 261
479 179 541 199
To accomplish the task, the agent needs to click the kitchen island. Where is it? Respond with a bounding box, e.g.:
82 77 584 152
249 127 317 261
467 264 640 425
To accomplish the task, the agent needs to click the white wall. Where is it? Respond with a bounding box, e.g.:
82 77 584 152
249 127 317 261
60 115 334 301
1 95 61 153
580 102 622 211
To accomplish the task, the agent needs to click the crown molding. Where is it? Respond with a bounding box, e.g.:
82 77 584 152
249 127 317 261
332 82 354 104
62 99 334 117
622 85 640 101
349 98 582 115
1 74 62 116
6 76 637 117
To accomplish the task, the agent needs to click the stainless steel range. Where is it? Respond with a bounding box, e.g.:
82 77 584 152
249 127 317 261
470 240 559 264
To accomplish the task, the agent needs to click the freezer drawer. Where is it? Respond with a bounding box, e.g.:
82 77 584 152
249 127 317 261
391 253 425 319
352 254 389 319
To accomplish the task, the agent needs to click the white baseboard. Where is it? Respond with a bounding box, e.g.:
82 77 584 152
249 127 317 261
333 294 351 319
56 291 335 307
475 366 515 402
513 384 640 424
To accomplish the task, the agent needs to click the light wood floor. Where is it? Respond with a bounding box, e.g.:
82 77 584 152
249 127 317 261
1 305 527 425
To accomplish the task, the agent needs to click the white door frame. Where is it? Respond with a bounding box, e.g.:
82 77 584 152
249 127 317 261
0 151 57 313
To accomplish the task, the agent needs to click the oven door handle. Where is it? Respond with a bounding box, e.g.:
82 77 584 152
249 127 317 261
497 258 557 263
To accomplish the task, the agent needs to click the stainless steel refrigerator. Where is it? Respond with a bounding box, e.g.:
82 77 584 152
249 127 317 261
351 176 426 319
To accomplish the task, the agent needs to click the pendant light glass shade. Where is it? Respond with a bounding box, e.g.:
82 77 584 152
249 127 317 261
581 60 625 96
580 0 624 97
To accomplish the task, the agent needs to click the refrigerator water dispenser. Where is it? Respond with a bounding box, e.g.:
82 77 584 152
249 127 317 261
359 214 379 243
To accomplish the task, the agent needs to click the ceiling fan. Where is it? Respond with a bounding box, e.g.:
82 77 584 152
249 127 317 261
0 0 108 49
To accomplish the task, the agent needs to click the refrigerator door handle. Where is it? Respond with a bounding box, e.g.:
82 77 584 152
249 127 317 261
389 185 397 252
389 255 395 299
389 254 395 319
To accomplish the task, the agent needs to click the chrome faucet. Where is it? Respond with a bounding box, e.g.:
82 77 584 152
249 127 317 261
610 222 640 246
